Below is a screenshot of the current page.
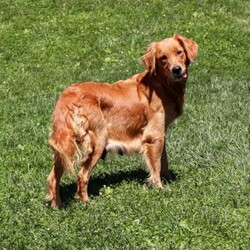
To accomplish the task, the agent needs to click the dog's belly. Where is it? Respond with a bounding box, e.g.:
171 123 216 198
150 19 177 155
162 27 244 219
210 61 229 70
105 138 142 155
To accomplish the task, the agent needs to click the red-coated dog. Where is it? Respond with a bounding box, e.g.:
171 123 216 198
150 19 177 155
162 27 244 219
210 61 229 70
46 34 198 207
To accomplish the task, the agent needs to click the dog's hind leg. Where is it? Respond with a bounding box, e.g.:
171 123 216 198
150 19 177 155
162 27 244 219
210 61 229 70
46 152 64 208
76 131 106 202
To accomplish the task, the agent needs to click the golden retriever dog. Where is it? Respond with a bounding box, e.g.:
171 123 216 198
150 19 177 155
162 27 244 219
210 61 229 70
46 33 198 207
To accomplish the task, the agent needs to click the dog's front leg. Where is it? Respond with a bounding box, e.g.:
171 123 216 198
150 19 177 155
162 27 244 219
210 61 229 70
142 134 164 188
160 144 172 180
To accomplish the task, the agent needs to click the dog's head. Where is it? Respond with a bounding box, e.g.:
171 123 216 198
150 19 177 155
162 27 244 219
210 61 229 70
141 34 198 81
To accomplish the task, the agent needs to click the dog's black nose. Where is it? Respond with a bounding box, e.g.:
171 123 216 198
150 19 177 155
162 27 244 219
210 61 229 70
172 66 182 75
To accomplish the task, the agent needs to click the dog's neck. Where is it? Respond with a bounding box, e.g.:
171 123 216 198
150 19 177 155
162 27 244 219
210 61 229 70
138 71 187 117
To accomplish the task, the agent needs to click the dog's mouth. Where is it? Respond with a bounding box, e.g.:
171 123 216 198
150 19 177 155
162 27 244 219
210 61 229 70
173 71 188 81
171 66 188 81
182 71 188 79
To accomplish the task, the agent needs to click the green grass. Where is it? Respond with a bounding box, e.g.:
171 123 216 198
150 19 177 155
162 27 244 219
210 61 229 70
0 0 249 249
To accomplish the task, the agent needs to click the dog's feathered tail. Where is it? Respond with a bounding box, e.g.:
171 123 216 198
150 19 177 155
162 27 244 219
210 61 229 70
49 93 92 174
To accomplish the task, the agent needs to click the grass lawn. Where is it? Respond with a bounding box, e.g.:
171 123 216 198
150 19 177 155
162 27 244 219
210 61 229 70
0 0 249 249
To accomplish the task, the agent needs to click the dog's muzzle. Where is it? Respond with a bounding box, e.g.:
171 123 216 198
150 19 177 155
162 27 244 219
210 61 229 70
172 66 187 80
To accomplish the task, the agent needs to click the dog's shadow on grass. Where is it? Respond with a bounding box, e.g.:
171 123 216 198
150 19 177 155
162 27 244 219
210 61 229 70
60 168 178 207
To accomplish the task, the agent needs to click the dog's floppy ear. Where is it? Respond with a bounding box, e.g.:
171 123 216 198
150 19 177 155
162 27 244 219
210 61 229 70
174 33 198 64
141 42 157 74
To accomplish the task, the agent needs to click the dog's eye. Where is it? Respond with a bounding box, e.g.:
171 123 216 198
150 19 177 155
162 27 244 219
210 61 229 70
160 55 167 61
177 50 183 55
